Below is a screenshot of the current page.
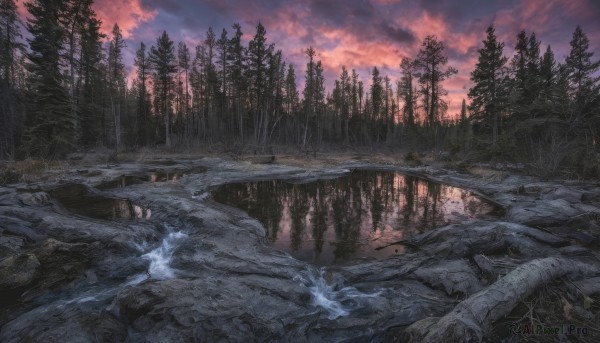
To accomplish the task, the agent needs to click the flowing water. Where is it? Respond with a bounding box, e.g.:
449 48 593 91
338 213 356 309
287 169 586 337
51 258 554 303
294 267 382 319
212 169 501 266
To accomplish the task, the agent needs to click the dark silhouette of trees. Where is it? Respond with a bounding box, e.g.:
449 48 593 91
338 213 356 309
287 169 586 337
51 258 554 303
0 0 22 159
3 2 600 179
148 31 177 147
468 26 508 147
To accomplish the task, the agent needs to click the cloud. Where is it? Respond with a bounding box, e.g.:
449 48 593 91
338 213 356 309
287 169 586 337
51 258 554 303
16 0 600 118
94 0 158 38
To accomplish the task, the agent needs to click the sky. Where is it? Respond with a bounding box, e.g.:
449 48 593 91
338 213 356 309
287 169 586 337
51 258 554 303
17 0 600 116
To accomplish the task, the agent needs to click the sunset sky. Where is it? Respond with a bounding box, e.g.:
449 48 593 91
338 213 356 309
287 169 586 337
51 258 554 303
18 0 600 116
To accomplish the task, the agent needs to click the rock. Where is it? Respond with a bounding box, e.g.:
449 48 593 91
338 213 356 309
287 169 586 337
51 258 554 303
32 238 98 290
412 259 483 296
0 235 26 258
0 254 40 290
17 192 51 207
1 157 600 342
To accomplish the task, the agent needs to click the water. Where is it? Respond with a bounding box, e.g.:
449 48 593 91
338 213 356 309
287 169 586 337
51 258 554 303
142 231 187 280
66 230 187 305
212 169 501 265
49 184 151 220
295 267 381 319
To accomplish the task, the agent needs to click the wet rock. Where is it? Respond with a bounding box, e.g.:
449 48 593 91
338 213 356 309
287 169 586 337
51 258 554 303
0 254 40 290
0 235 26 258
0 302 128 343
1 157 600 342
96 255 149 279
32 238 99 290
16 192 51 207
412 259 483 296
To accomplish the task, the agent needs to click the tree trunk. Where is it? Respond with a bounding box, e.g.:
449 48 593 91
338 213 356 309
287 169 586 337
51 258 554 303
405 256 599 342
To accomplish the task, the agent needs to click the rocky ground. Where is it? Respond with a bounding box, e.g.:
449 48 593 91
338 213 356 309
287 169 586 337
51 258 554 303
0 155 599 342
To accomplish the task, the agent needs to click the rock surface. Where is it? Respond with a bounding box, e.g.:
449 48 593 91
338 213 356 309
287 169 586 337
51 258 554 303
0 157 599 342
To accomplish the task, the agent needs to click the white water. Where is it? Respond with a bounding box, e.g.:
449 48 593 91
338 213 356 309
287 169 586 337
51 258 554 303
57 230 188 306
295 267 381 320
141 231 187 280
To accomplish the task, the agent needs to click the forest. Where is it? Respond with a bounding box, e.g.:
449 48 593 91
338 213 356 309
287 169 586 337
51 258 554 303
1 0 599 178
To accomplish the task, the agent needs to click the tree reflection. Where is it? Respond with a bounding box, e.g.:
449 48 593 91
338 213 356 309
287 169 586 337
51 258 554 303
211 170 498 265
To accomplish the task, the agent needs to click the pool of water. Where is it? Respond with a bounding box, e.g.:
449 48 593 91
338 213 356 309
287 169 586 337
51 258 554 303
211 169 501 266
50 184 151 220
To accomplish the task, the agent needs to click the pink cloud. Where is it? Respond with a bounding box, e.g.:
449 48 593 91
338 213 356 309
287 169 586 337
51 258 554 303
94 0 157 38
16 0 156 39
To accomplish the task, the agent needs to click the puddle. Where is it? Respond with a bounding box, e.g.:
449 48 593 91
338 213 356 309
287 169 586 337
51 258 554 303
211 169 501 265
49 184 151 220
95 167 207 189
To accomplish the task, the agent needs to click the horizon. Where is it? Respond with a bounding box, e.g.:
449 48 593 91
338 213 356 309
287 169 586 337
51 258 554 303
15 0 600 117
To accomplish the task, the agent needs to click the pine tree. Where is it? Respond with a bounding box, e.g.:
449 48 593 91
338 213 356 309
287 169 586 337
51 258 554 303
202 27 219 140
339 66 350 143
0 0 21 86
415 35 457 127
284 64 299 144
216 29 229 129
177 42 190 140
134 42 151 146
399 58 417 127
149 31 177 147
370 66 382 142
468 25 507 146
228 24 245 143
509 30 542 120
314 60 325 146
78 5 104 147
565 26 600 120
0 0 22 158
302 46 316 147
107 24 126 149
247 22 271 146
24 0 75 157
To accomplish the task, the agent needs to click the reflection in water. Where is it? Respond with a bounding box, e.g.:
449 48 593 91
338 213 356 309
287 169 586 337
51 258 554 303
50 184 151 220
212 170 500 266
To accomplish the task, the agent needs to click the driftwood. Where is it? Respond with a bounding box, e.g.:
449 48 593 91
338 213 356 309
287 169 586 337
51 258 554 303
405 256 599 342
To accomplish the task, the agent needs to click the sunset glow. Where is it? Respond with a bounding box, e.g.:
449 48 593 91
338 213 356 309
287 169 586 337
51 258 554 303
17 0 600 116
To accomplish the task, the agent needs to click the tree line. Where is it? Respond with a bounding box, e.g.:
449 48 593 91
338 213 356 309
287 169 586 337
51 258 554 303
1 0 599 177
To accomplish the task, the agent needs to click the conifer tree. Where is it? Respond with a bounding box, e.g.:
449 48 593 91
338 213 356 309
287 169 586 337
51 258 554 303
0 0 22 158
415 35 457 128
565 26 600 120
134 42 151 145
78 5 104 147
107 24 126 149
230 23 245 142
177 42 190 139
149 31 177 147
399 58 417 127
302 46 316 147
468 25 507 146
24 0 75 157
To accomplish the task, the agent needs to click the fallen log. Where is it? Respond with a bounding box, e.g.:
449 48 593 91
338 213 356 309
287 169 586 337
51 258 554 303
405 256 599 342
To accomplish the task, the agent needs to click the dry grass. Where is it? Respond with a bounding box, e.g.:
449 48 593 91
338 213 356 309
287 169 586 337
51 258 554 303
492 279 600 342
0 159 71 185
466 166 509 181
